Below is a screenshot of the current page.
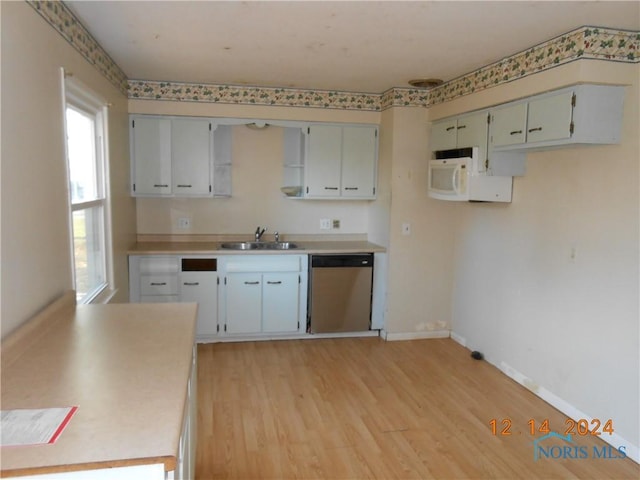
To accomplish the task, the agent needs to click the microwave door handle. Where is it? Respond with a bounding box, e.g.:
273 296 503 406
452 166 461 195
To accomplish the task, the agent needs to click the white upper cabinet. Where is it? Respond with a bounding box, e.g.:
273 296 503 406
430 111 489 153
131 117 172 196
526 91 574 143
340 126 378 198
489 84 625 151
171 118 213 196
429 119 458 151
130 115 232 197
304 124 378 199
306 125 343 197
489 103 528 147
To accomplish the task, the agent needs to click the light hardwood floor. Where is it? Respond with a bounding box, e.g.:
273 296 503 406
196 338 639 479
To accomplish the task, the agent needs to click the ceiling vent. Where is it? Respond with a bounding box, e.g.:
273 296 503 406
408 78 443 89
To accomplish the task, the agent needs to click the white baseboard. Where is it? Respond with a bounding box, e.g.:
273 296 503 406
196 330 380 344
499 361 639 464
449 331 467 347
384 330 450 341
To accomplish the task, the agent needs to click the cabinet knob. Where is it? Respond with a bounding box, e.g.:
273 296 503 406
267 281 282 285
457 125 467 130
509 130 523 135
528 127 543 133
176 184 193 188
344 187 359 191
244 281 260 285
150 282 167 286
183 282 200 286
153 184 169 188
324 187 339 190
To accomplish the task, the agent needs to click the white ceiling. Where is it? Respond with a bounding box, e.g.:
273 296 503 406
66 1 640 93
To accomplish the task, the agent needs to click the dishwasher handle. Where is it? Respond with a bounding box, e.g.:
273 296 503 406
310 254 373 268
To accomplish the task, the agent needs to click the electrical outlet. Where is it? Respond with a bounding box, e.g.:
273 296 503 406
178 217 191 229
332 219 340 229
320 218 331 230
402 223 411 235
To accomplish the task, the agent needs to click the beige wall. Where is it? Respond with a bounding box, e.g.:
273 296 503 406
382 107 459 334
430 62 639 449
129 100 380 236
1 2 136 338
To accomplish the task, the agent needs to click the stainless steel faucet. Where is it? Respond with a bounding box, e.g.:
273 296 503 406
255 226 267 241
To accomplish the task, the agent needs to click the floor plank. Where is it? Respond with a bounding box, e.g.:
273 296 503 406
196 338 639 479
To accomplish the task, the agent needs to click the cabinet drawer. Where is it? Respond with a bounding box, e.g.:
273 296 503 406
140 256 180 274
141 275 178 295
224 255 303 273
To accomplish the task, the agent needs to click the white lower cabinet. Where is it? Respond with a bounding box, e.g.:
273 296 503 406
180 270 218 337
225 273 263 334
262 272 299 333
129 256 219 341
130 254 308 341
221 255 307 337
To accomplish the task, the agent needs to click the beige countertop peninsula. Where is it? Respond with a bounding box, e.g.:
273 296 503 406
0 294 197 477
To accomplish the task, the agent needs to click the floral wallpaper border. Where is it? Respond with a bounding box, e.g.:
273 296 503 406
127 26 640 110
127 82 382 111
27 1 128 95
28 1 638 111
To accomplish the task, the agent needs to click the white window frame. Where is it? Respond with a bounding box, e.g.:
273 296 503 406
62 72 114 304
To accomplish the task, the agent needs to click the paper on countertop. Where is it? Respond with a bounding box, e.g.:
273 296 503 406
1 406 78 447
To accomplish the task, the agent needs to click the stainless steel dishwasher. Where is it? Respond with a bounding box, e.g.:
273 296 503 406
308 253 373 333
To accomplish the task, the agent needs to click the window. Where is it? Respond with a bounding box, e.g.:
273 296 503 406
63 75 112 303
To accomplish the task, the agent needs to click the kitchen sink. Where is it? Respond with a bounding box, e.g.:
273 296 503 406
220 241 300 250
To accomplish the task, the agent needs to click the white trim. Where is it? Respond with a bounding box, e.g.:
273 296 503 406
384 330 450 341
196 330 380 344
60 68 76 294
498 361 639 464
62 68 114 305
450 331 467 347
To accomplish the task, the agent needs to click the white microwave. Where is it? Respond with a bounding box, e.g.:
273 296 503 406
428 147 513 202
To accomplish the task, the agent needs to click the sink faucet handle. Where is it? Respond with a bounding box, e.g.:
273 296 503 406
255 226 267 241
274 231 280 242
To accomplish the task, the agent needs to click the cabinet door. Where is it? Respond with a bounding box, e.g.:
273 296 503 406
526 91 573 143
180 272 218 337
456 113 488 149
456 112 489 173
262 273 299 333
490 103 528 147
172 118 212 196
225 274 262 334
341 126 377 198
305 125 342 197
131 117 172 195
430 119 457 151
